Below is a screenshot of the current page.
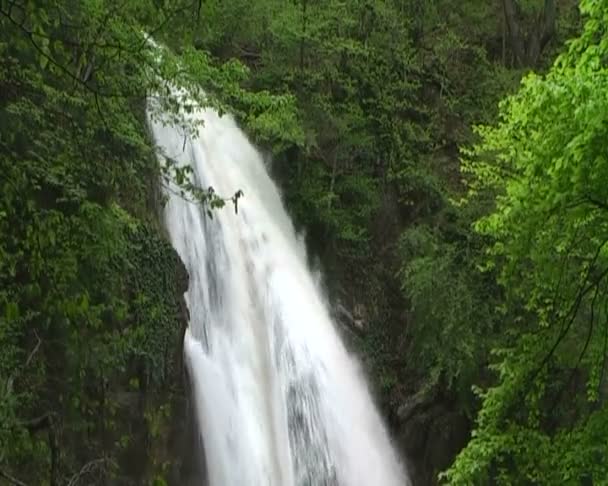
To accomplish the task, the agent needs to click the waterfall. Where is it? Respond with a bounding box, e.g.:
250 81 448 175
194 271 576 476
148 98 409 486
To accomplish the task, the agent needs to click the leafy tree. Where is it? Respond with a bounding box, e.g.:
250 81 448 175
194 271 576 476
444 1 608 482
398 215 499 395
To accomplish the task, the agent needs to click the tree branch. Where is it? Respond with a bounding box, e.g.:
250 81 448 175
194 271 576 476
24 330 41 367
0 469 28 486
585 195 608 212
67 458 112 486
549 280 602 413
518 237 608 407
20 411 56 433
538 260 608 376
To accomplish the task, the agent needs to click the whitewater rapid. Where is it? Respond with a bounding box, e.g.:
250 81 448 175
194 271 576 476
148 97 409 486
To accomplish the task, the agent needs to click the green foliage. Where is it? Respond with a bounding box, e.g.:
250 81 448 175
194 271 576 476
398 219 497 393
197 0 423 263
188 0 541 293
0 0 301 483
126 224 184 385
444 1 608 482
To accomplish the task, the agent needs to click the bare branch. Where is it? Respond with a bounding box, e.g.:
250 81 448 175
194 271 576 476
67 458 112 486
0 469 28 486
24 330 41 367
20 411 56 433
4 330 41 395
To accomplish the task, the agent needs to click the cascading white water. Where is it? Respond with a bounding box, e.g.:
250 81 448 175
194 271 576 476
148 97 410 486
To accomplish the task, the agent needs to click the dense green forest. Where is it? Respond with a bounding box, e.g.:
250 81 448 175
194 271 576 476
1 0 607 484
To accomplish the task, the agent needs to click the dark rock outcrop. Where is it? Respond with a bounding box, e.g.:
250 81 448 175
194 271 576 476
397 391 471 485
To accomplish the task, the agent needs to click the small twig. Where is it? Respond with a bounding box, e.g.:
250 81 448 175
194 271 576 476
161 181 236 206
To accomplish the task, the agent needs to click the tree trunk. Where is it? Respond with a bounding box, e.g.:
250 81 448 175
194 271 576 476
49 425 60 486
299 0 307 72
502 0 556 67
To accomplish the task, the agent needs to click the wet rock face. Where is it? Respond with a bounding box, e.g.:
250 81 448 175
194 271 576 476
424 411 469 477
396 393 471 485
331 297 472 485
166 373 208 486
166 255 207 486
175 252 189 296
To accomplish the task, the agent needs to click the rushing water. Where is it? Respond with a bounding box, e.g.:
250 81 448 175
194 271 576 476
148 99 409 486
